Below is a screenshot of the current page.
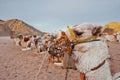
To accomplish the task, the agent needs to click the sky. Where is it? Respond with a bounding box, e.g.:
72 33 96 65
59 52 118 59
0 0 120 33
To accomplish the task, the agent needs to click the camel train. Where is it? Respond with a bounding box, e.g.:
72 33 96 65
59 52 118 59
12 23 120 80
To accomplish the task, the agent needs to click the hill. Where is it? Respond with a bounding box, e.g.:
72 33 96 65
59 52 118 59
0 19 45 36
104 22 120 33
0 20 11 36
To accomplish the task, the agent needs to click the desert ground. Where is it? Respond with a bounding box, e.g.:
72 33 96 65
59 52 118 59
0 37 120 80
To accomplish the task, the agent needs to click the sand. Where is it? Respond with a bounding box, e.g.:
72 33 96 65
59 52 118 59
0 37 120 80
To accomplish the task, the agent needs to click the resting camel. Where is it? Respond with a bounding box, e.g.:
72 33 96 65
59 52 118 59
49 24 113 80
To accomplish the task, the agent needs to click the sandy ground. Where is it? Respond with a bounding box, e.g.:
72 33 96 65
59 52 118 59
0 37 120 80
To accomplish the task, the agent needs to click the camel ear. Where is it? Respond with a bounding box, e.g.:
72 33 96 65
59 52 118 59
92 26 102 36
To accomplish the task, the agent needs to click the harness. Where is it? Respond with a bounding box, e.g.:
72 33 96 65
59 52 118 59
91 60 105 71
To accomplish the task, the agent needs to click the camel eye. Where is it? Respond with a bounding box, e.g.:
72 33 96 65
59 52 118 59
77 32 84 36
73 30 84 36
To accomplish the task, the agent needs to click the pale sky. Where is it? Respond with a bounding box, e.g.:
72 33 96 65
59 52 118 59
0 0 120 32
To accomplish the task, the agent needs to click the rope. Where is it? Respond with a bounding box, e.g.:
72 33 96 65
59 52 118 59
65 68 69 80
65 55 71 80
65 44 74 80
33 52 48 80
75 35 98 43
